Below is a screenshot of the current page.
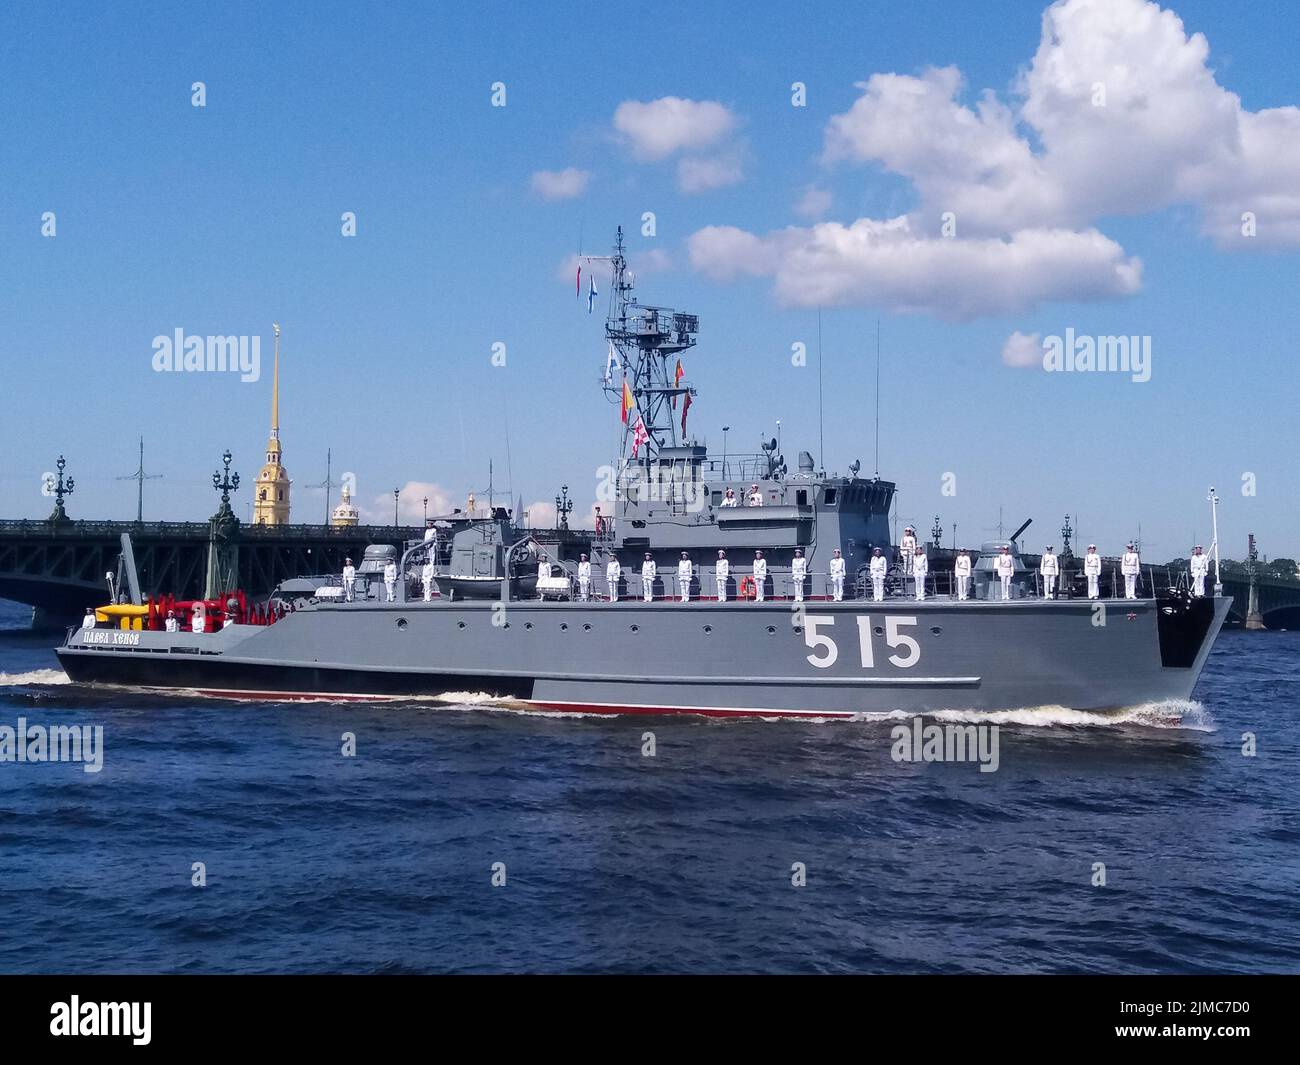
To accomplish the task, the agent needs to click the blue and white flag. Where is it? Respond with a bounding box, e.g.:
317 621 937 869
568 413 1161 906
603 340 619 384
587 273 599 313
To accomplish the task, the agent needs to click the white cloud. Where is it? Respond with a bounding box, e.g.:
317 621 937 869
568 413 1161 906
613 97 738 161
1002 331 1043 368
688 0 1298 317
688 218 1141 320
794 186 833 219
523 500 557 528
530 167 591 201
363 481 454 525
821 0 1300 247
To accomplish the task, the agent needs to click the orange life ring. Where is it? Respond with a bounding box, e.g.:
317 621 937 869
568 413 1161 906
738 575 757 600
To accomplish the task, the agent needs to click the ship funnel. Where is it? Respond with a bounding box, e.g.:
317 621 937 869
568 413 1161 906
798 451 815 474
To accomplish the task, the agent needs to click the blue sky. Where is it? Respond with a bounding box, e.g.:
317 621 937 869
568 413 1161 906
1 0 1296 561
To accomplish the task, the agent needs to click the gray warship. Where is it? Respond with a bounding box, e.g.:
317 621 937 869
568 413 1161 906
57 230 1230 718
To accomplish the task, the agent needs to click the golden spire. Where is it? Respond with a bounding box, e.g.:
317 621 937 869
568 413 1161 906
270 322 281 441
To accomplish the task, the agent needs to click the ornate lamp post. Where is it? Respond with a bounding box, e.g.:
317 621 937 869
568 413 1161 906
555 484 573 531
393 488 400 526
48 454 75 522
211 450 240 520
1061 514 1074 559
423 496 429 524
931 514 943 550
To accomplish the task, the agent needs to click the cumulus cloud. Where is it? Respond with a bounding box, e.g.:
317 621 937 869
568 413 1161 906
530 167 591 201
688 0 1299 317
822 0 1300 246
613 97 738 161
1002 331 1044 368
688 218 1141 320
364 481 454 525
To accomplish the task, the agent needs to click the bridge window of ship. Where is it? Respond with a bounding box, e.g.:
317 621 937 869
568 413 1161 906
823 488 837 505
796 489 808 505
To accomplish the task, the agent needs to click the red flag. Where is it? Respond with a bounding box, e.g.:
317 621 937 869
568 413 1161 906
672 359 684 407
631 414 649 458
576 263 581 299
681 391 692 435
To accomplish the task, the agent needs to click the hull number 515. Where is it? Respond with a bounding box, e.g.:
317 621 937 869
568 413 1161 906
803 615 920 669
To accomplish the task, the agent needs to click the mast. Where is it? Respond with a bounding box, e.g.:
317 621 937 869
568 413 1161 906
596 227 698 464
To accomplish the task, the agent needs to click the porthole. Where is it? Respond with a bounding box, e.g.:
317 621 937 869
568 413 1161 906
630 624 639 632
930 626 942 636
396 618 408 631
873 625 884 636
560 623 569 631
525 622 534 631
583 623 592 631
703 624 713 633
766 625 776 634
457 621 467 629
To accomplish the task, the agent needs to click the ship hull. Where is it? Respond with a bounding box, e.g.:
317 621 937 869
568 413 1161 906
56 595 1231 719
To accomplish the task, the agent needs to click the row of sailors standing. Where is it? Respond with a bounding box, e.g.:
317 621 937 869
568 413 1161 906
572 547 851 602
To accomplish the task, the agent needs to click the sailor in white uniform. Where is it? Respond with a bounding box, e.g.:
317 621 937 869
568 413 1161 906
752 550 767 602
1083 545 1102 599
342 558 356 602
82 608 96 631
384 559 398 602
1122 543 1141 599
537 553 551 581
164 610 178 633
715 550 730 602
912 546 928 601
677 552 692 602
954 549 972 601
995 546 1015 600
791 548 807 602
423 525 437 542
223 613 235 629
1040 546 1059 599
641 553 656 602
422 556 436 602
606 556 621 602
747 483 763 507
191 605 205 634
900 526 917 579
829 548 846 602
721 488 738 508
869 547 887 601
577 554 592 602
1190 545 1209 598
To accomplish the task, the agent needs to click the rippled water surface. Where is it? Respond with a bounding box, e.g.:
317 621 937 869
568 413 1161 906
1 600 1296 973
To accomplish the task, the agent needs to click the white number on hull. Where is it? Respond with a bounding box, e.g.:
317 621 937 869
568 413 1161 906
884 616 921 668
803 615 921 670
803 616 838 668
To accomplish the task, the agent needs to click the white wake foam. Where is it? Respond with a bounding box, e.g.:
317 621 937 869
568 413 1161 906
0 669 72 686
846 699 1211 731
